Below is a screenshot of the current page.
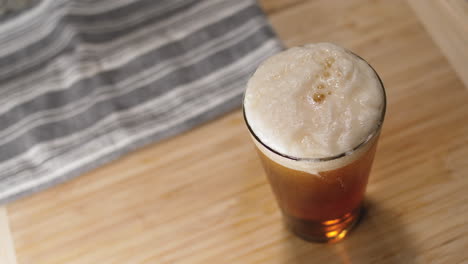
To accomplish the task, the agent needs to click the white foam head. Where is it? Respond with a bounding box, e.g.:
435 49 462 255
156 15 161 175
244 43 385 174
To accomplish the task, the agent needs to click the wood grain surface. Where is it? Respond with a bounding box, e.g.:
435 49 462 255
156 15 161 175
408 0 468 88
6 0 468 263
0 208 17 264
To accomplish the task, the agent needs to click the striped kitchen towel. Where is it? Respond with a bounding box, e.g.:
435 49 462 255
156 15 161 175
0 0 282 204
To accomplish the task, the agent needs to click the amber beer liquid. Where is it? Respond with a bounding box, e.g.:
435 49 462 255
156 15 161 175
243 43 386 242
253 134 380 242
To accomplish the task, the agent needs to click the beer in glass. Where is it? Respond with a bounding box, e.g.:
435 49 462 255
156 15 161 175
243 43 386 242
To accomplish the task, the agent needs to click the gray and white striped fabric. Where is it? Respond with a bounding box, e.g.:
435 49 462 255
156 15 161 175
0 0 282 204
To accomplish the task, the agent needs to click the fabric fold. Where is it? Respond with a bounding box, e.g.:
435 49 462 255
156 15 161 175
0 0 283 203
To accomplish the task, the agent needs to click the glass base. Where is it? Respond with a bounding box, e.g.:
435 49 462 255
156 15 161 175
283 207 361 243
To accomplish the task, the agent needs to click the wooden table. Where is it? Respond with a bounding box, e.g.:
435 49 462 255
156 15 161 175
2 0 468 263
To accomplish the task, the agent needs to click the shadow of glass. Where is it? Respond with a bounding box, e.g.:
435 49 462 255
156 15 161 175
280 199 420 263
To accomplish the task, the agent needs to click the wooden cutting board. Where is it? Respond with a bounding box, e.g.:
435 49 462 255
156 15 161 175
3 0 468 263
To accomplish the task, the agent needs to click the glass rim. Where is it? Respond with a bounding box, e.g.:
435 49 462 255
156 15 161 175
242 51 387 163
